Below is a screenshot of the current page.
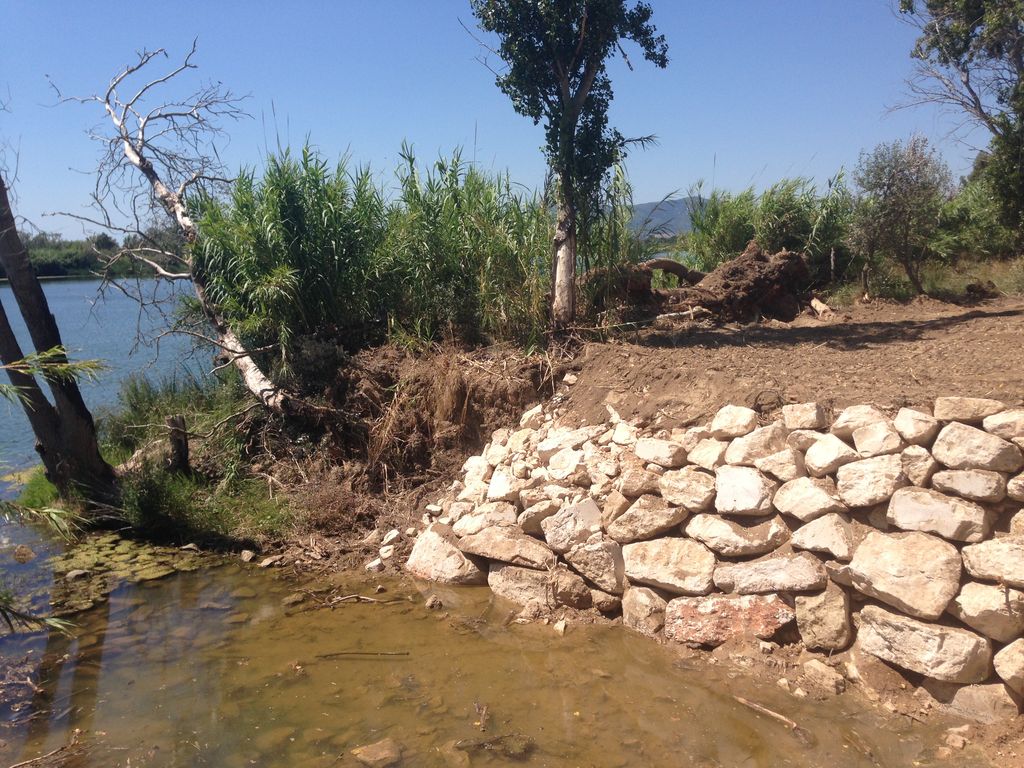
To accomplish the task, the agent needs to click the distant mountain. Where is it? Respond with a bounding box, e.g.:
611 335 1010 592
629 197 700 236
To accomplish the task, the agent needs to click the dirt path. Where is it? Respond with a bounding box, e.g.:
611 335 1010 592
563 297 1024 427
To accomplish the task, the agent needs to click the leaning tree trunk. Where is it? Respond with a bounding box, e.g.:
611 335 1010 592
120 140 299 415
0 174 116 503
551 171 577 332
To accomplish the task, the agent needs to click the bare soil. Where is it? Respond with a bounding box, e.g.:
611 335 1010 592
561 296 1024 428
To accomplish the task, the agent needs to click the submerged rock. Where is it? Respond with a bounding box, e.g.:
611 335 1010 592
663 594 795 647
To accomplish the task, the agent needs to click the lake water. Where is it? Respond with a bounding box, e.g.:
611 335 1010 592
0 279 201 482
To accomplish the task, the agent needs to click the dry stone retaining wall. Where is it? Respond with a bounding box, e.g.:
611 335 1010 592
405 394 1024 720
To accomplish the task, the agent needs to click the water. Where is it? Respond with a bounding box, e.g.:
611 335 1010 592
0 279 199 477
0 551 975 768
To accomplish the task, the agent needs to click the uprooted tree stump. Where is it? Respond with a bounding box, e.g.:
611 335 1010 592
588 241 811 323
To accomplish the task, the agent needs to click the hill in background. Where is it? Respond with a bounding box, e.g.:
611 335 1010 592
629 196 699 236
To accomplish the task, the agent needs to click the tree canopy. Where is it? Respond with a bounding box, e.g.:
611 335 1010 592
472 0 667 205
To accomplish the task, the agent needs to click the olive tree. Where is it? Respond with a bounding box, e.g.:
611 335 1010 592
850 136 953 293
470 0 668 331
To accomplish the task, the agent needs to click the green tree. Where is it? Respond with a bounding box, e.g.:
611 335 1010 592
470 0 668 330
901 0 1024 236
849 136 953 294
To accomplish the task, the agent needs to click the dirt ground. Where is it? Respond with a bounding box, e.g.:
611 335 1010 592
561 296 1024 428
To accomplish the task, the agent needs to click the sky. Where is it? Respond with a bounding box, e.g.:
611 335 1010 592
2 0 987 237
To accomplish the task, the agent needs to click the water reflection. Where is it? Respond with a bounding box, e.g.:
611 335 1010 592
0 564 980 768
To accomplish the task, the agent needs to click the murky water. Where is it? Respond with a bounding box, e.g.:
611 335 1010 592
0 530 978 768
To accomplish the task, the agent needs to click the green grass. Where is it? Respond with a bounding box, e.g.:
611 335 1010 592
17 467 59 508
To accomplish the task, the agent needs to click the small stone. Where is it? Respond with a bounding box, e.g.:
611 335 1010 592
616 462 661 497
804 434 859 477
713 553 827 594
240 549 256 563
611 421 638 446
601 489 632 527
351 738 402 767
782 402 828 430
932 469 1007 503
553 619 568 635
724 423 789 467
858 604 992 684
994 638 1024 695
683 514 789 557
836 454 907 507
802 659 846 694
934 396 1007 423
886 486 992 543
773 476 847 522
687 438 730 471
788 429 825 452
364 558 384 572
949 582 1024 642
607 494 688 543
622 586 667 637
664 594 795 647
791 513 854 561
463 455 492 484
754 448 806 482
282 592 306 607
852 421 905 457
710 404 759 439
425 594 443 610
486 467 530 503
714 466 777 516
633 438 687 468
847 531 961 620
932 422 1023 473
921 679 1023 724
796 582 852 651
831 404 888 440
894 407 941 446
901 445 939 486
517 499 561 535
622 538 716 595
379 545 395 560
258 555 284 568
961 536 1024 589
519 403 544 429
983 408 1024 441
65 569 88 581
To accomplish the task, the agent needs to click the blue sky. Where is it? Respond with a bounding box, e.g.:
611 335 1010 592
3 0 984 237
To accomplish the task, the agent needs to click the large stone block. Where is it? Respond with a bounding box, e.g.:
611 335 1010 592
885 486 992 543
753 448 806 482
949 582 1024 642
932 422 1023 473
836 454 907 507
791 513 854 561
687 438 730 471
658 466 716 511
831 404 888 440
773 476 847 522
458 526 556 570
622 538 716 595
852 420 905 457
710 404 759 439
901 445 939 486
724 423 789 467
847 531 961 620
607 494 688 543
933 396 1007 424
893 407 940 446
683 514 789 557
962 536 1024 589
932 469 1007 503
781 402 828 430
452 501 517 537
541 497 602 554
714 466 777 516
795 582 851 651
565 534 625 595
487 562 591 608
804 434 859 477
713 553 827 594
405 523 486 585
983 408 1024 441
664 594 795 647
857 604 993 684
633 437 687 468
994 639 1024 696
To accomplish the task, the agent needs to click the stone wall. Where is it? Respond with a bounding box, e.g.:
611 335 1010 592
405 394 1024 720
